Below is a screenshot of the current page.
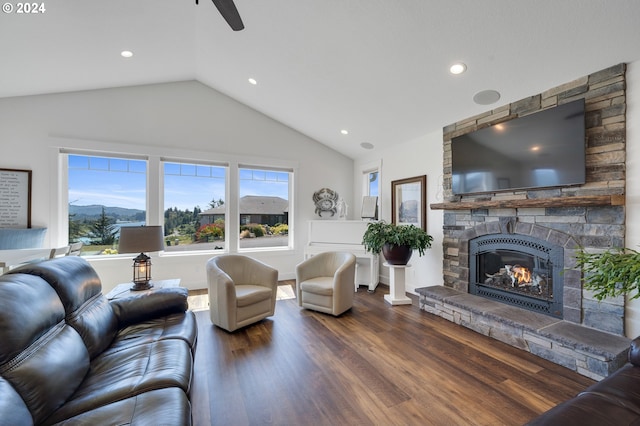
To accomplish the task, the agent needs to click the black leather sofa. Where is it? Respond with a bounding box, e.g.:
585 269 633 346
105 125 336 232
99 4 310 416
0 256 197 425
527 337 640 425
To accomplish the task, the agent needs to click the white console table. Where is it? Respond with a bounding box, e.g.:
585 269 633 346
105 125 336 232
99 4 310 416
383 262 412 305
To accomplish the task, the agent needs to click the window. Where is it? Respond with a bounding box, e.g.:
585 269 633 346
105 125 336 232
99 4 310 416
360 164 380 219
63 149 294 256
367 170 379 197
238 166 291 249
163 161 226 252
68 154 147 256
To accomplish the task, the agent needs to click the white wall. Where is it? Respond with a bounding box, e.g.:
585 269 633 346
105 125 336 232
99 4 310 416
625 61 640 338
0 81 354 292
354 129 444 293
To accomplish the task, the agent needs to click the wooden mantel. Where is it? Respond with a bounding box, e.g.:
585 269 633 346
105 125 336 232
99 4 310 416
430 194 625 210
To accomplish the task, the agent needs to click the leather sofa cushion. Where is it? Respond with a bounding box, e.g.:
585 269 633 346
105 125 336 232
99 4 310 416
106 311 197 355
0 274 64 364
580 364 640 410
11 257 103 312
49 387 192 426
526 362 640 425
44 339 193 424
629 338 640 365
526 386 640 425
0 377 33 425
9 257 118 358
0 273 90 425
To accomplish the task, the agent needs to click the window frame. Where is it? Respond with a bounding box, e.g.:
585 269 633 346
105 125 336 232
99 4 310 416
360 159 381 219
55 143 297 258
161 158 229 253
237 164 293 252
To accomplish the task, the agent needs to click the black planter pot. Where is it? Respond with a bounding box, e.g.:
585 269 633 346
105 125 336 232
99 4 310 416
382 243 413 265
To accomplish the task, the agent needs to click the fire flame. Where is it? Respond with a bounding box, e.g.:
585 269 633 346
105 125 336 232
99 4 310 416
511 265 531 284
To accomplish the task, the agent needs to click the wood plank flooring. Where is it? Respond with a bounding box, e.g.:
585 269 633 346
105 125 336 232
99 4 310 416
190 282 594 425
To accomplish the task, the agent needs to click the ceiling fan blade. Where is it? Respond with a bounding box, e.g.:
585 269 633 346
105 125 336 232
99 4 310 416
211 0 244 31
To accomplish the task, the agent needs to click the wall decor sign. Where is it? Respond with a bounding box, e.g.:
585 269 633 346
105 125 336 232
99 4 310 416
391 175 426 230
0 168 32 228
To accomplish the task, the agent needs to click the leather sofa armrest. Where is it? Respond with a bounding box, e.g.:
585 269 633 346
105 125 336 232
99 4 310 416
109 287 189 328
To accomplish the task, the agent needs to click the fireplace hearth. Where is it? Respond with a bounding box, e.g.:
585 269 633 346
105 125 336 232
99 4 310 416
470 233 564 318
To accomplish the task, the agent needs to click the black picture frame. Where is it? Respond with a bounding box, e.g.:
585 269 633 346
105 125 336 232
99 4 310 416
0 168 32 228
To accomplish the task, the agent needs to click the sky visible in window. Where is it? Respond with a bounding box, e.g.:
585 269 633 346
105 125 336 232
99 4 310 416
68 155 147 210
68 156 289 212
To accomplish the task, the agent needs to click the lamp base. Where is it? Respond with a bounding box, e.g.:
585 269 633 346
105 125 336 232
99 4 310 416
130 281 154 291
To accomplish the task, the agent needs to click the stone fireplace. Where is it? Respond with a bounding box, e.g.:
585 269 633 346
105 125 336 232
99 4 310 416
417 64 632 380
440 209 625 335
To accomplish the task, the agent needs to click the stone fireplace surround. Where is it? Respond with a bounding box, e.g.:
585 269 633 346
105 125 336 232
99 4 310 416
417 64 632 380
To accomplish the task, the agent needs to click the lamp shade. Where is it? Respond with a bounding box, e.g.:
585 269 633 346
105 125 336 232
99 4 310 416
118 226 165 254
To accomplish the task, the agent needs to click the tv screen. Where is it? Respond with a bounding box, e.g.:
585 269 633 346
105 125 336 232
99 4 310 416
451 99 586 195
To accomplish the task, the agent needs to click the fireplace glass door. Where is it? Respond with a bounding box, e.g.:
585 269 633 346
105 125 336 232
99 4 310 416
469 234 564 318
478 250 552 300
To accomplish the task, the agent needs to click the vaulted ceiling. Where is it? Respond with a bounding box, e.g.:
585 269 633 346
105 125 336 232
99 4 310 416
2 1 639 159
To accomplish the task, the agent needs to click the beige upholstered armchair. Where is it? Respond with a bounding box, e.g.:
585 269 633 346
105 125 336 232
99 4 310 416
296 251 356 316
206 255 278 332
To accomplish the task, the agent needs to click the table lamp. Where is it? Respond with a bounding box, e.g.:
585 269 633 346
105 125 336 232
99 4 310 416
118 225 165 291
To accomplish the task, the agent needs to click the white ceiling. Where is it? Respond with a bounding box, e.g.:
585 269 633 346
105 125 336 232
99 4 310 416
2 0 639 159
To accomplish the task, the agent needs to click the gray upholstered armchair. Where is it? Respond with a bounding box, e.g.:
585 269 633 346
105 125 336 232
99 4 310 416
206 255 278 332
296 251 356 316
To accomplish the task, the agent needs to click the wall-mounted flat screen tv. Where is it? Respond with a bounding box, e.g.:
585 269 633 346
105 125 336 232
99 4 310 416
451 98 586 195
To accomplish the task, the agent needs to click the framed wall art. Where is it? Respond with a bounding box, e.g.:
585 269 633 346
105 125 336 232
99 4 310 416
0 168 32 228
391 175 426 230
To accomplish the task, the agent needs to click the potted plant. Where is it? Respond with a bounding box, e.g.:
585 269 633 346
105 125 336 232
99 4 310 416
362 221 433 265
576 247 640 300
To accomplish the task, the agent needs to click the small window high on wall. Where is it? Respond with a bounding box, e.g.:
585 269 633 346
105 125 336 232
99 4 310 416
367 170 379 197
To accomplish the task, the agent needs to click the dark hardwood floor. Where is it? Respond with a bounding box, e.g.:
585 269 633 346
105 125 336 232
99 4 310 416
190 282 594 425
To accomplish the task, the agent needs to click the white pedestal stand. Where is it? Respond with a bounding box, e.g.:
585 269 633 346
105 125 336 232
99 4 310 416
383 262 412 305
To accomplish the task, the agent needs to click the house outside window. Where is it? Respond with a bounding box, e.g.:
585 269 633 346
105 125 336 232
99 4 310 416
163 161 226 252
238 166 290 249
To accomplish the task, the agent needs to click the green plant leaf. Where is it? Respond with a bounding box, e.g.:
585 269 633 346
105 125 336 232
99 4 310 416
362 221 433 256
576 247 640 301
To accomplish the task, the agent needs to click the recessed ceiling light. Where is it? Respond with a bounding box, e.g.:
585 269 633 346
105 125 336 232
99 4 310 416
341 129 349 135
120 50 133 58
360 142 374 150
248 78 257 85
449 63 467 75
